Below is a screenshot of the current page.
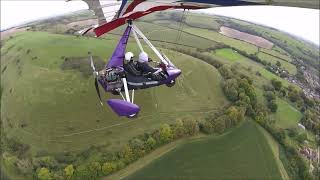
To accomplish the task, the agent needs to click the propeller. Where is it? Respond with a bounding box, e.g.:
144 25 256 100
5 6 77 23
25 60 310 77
89 52 103 106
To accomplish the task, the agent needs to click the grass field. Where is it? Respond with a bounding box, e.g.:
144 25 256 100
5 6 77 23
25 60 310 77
272 98 302 129
185 27 259 54
229 18 319 67
109 21 220 50
125 121 284 180
0 31 228 155
212 48 297 88
257 52 297 75
260 48 292 62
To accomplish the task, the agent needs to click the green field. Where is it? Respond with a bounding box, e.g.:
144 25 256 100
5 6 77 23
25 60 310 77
126 121 284 180
273 98 302 129
212 48 296 88
257 52 297 75
229 18 319 67
185 27 259 54
110 21 220 50
260 48 292 62
0 31 228 155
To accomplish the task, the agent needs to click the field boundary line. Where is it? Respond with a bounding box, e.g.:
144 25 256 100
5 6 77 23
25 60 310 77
56 121 134 138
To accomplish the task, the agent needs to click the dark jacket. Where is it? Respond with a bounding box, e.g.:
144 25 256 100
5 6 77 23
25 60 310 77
136 62 156 74
124 61 141 76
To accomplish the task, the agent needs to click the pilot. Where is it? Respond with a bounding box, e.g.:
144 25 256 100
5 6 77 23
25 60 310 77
136 52 164 80
136 52 157 74
123 52 141 76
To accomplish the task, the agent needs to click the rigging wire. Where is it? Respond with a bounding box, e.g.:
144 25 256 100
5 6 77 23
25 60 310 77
175 10 187 46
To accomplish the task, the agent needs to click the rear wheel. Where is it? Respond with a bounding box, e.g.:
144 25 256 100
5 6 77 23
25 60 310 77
166 80 175 87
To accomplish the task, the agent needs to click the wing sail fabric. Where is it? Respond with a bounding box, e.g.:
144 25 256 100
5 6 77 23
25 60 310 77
68 0 319 37
94 1 207 37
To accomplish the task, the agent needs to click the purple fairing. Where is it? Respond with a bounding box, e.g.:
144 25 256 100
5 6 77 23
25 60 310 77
162 67 182 83
106 26 132 68
107 99 140 117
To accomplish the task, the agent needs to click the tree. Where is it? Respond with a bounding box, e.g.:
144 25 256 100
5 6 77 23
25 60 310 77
88 162 101 177
145 137 156 151
276 61 281 67
288 88 300 102
199 120 214 134
172 119 185 139
74 165 97 180
119 145 134 164
37 167 52 180
271 79 282 91
219 65 233 79
129 138 145 158
268 100 278 112
223 79 239 102
239 92 250 104
214 116 226 133
183 119 199 136
264 91 276 101
296 133 307 144
159 124 173 143
64 165 74 179
32 156 58 170
226 106 244 125
102 162 117 175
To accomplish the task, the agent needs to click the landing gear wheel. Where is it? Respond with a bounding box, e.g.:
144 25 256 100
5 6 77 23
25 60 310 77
128 113 138 119
166 80 175 87
111 90 120 95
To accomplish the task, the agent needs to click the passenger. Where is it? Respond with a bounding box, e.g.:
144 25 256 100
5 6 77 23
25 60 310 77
123 52 141 76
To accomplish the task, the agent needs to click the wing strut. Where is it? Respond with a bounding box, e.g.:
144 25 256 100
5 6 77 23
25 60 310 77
132 24 168 65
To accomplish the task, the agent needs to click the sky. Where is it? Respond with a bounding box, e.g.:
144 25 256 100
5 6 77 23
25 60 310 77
1 1 319 45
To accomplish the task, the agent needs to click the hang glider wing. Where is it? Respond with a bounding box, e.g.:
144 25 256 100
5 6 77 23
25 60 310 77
67 0 319 37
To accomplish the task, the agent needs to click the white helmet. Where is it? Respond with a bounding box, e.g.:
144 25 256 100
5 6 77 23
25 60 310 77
125 52 134 61
139 52 148 63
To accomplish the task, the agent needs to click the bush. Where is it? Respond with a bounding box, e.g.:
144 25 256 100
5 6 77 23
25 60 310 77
17 158 33 175
199 120 214 134
32 156 59 170
3 136 30 158
213 116 226 134
159 124 174 143
64 165 74 179
101 162 117 175
171 119 185 139
74 164 98 180
145 137 156 151
118 145 134 164
37 167 52 180
182 119 199 136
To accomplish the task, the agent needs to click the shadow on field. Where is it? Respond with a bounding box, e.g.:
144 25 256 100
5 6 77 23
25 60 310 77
60 56 105 78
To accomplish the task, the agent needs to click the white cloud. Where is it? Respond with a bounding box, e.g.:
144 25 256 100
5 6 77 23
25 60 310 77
1 1 88 30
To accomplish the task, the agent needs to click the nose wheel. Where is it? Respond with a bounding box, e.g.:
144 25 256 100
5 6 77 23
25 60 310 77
166 80 176 87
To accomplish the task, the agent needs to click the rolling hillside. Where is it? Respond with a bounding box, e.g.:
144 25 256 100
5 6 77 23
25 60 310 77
0 31 228 155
